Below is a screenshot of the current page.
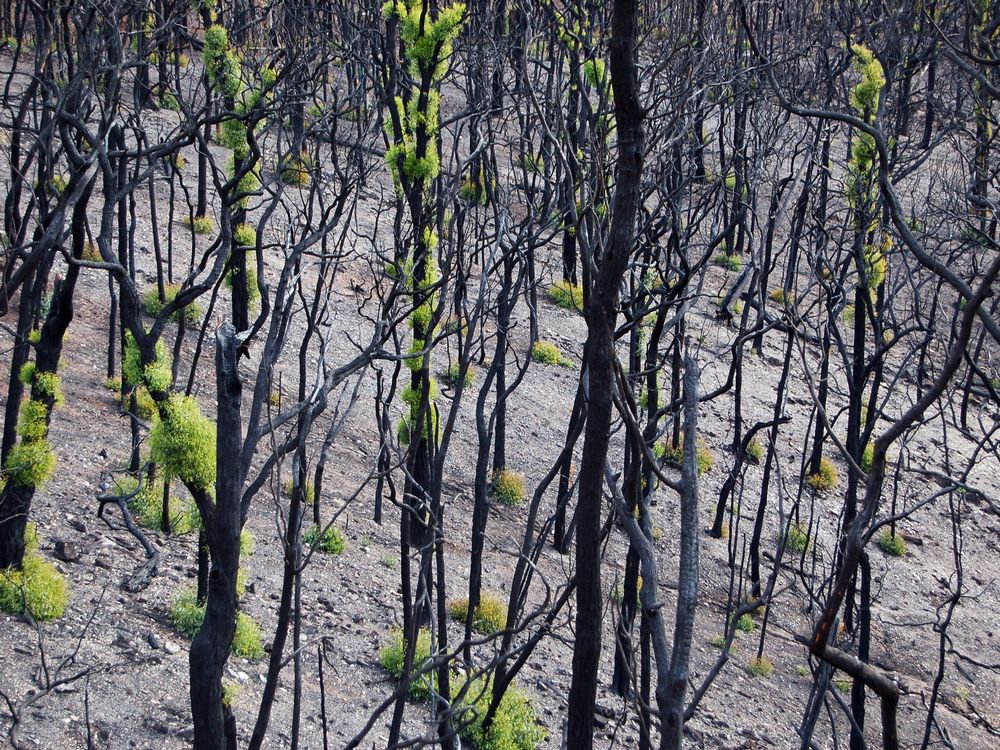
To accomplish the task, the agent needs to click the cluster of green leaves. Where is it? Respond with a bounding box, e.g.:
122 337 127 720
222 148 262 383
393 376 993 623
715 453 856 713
4 363 62 489
785 523 809 554
747 656 774 678
150 395 217 493
443 362 474 388
113 473 199 535
379 627 436 699
655 436 714 476
187 215 215 235
168 588 264 659
530 340 568 367
807 458 839 491
548 280 584 312
143 283 203 325
0 525 69 621
878 529 907 557
491 470 525 507
303 524 346 555
713 252 743 272
453 675 547 750
448 592 508 635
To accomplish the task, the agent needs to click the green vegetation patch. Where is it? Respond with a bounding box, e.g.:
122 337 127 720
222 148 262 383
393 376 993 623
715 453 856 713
448 592 508 635
303 524 346 555
491 470 525 507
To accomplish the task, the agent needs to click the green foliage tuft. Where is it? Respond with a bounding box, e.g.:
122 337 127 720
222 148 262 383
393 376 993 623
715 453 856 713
785 523 809 554
379 627 436 699
877 529 906 557
530 340 567 366
443 362 474 388
16 400 48 443
807 458 838 491
280 151 314 187
33 371 64 405
746 437 764 463
734 613 756 633
713 252 743 272
0 552 70 622
453 675 547 750
448 592 508 635
860 442 874 473
4 438 56 489
747 656 774 678
150 395 216 492
169 588 264 659
143 283 203 325
491 470 525 507
18 362 35 385
303 524 346 555
187 215 215 235
656 436 714 476
548 280 584 312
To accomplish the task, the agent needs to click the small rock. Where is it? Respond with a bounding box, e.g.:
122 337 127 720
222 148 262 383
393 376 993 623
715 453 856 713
164 640 181 655
54 540 82 562
68 519 88 533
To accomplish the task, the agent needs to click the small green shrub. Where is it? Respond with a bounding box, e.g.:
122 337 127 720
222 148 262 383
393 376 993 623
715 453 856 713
548 280 584 312
104 376 122 393
530 340 567 366
796 665 811 677
443 362 474 388
282 478 316 504
769 287 795 306
280 151 313 186
114 474 199 536
232 612 265 659
240 529 255 557
746 437 764 463
713 252 743 272
491 470 525 507
143 284 203 324
734 613 756 633
842 304 856 325
233 223 257 247
448 592 508 635
453 675 547 750
303 524 345 555
187 215 215 235
379 628 435 699
4 438 56 489
860 442 874 473
877 529 906 557
0 551 70 621
785 523 809 554
169 588 264 659
807 458 838 491
834 678 852 694
158 91 180 111
656 436 714 476
518 152 545 173
221 681 240 708
747 656 773 677
150 395 216 492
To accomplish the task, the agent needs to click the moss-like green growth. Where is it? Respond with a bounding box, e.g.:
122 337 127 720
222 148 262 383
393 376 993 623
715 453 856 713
769 287 795 306
877 529 906 557
18 362 35 385
548 280 584 312
0 552 70 622
240 529 255 557
379 627 435 700
16 400 49 443
187 215 215 235
734 612 756 633
746 437 764 463
282 478 315 504
33 371 64 406
491 470 525 507
656 436 714 476
807 458 838 491
785 523 809 554
113 474 199 535
442 362 474 388
747 656 773 678
530 340 567 366
233 223 257 247
860 442 874 473
713 252 743 272
143 284 203 325
280 151 314 187
453 675 547 750
169 588 264 659
448 592 508 635
150 395 216 493
303 524 346 555
4 438 56 489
